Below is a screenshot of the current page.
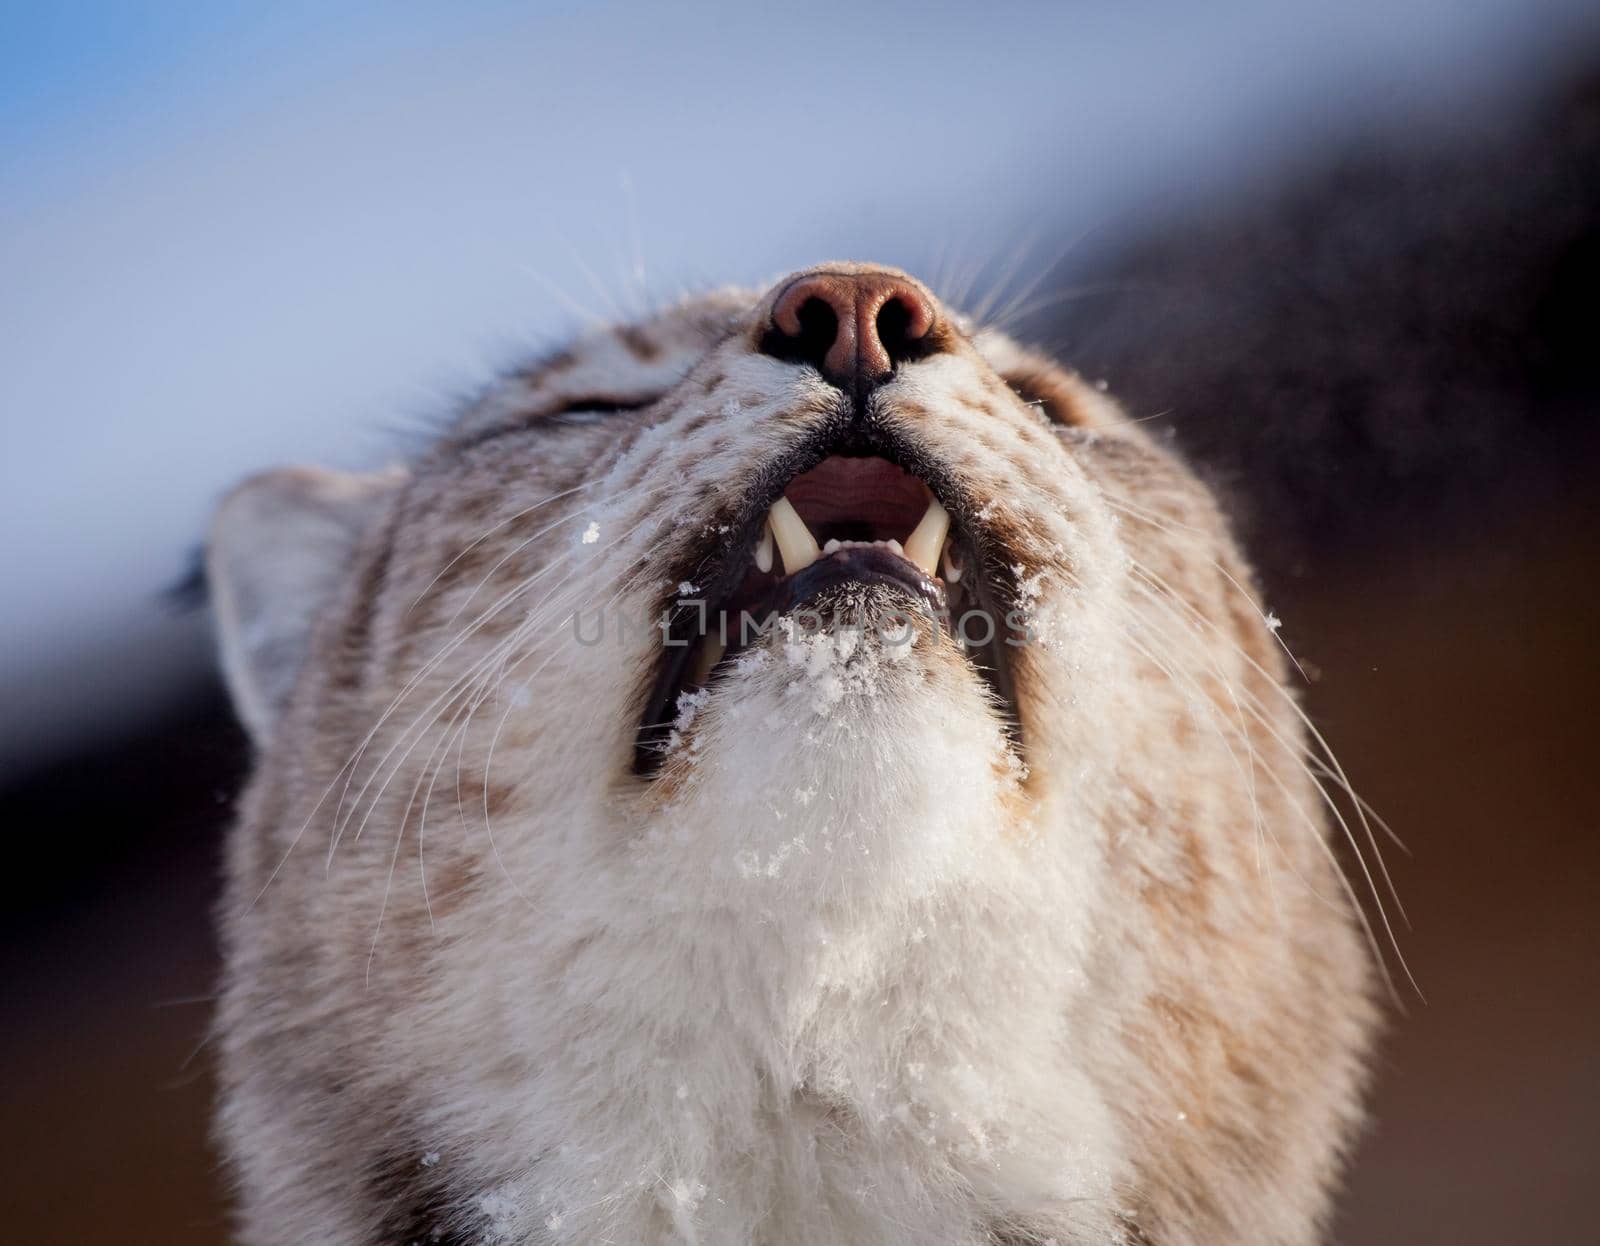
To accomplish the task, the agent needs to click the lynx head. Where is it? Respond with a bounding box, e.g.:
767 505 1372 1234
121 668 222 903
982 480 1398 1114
209 263 1375 1244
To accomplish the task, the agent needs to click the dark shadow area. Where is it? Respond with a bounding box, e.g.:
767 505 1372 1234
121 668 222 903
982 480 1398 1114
1044 56 1600 576
0 691 245 1243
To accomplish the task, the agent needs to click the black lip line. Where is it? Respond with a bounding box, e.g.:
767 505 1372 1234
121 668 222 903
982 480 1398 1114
768 545 947 618
631 414 1024 775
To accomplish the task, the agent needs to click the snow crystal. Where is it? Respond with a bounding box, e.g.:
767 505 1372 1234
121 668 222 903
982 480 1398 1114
735 833 808 879
732 647 770 676
1265 612 1283 633
1012 565 1048 605
664 687 711 755
419 1150 440 1168
477 1187 520 1239
669 1179 707 1211
677 581 699 596
580 521 600 545
776 625 892 716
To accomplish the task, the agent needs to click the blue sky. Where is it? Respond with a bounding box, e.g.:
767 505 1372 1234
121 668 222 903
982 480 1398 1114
2 0 1593 773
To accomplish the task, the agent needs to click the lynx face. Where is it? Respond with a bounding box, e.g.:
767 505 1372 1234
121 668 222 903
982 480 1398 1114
208 263 1375 1245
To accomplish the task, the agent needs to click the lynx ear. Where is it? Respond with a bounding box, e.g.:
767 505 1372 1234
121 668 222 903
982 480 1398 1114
207 465 404 744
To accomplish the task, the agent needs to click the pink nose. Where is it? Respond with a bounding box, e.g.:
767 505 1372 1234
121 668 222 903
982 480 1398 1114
763 268 940 389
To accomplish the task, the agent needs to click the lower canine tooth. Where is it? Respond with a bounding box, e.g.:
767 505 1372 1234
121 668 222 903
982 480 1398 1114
690 635 726 685
903 496 950 577
768 496 820 574
942 544 963 583
755 519 774 574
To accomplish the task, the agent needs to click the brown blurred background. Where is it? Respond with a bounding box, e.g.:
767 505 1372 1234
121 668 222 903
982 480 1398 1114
3 17 1597 1246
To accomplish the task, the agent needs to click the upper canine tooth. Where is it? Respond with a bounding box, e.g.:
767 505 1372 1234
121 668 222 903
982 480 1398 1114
768 496 820 575
755 518 775 574
903 496 950 577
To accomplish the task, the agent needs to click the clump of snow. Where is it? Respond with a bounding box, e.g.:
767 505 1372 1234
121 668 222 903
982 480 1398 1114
677 581 699 596
731 647 770 677
419 1150 440 1168
669 1178 707 1212
1265 611 1283 633
1012 564 1048 607
663 687 711 756
775 615 916 718
580 520 600 545
476 1185 521 1241
1005 563 1055 646
734 832 808 879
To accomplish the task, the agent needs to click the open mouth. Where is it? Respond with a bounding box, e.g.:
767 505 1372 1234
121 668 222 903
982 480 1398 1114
633 447 1021 773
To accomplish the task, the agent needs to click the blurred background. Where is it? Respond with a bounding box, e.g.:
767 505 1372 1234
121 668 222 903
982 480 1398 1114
3 2 1596 1241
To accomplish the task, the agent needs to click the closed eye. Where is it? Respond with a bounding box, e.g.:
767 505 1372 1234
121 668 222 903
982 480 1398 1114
546 396 658 419
454 394 659 451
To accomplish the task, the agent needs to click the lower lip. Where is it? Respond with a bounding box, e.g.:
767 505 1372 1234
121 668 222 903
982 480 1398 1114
760 546 947 618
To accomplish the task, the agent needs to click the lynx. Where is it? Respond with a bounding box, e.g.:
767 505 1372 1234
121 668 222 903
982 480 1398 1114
207 263 1376 1244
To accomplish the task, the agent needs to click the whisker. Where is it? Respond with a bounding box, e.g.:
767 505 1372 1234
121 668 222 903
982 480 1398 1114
248 474 681 911
1121 566 1417 997
1097 489 1311 683
519 263 608 326
336 497 674 872
406 479 599 616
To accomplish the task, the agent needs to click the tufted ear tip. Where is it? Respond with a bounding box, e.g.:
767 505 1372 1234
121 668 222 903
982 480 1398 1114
206 465 404 744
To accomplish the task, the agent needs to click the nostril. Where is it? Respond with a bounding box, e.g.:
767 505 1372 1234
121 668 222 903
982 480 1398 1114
874 294 932 367
783 297 838 372
762 283 844 374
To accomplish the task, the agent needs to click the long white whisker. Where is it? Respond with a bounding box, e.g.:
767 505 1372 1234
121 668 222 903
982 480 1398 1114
325 476 675 858
1121 568 1416 997
248 476 672 909
1123 559 1408 926
407 479 599 616
1098 489 1311 683
334 499 675 865
519 263 607 326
